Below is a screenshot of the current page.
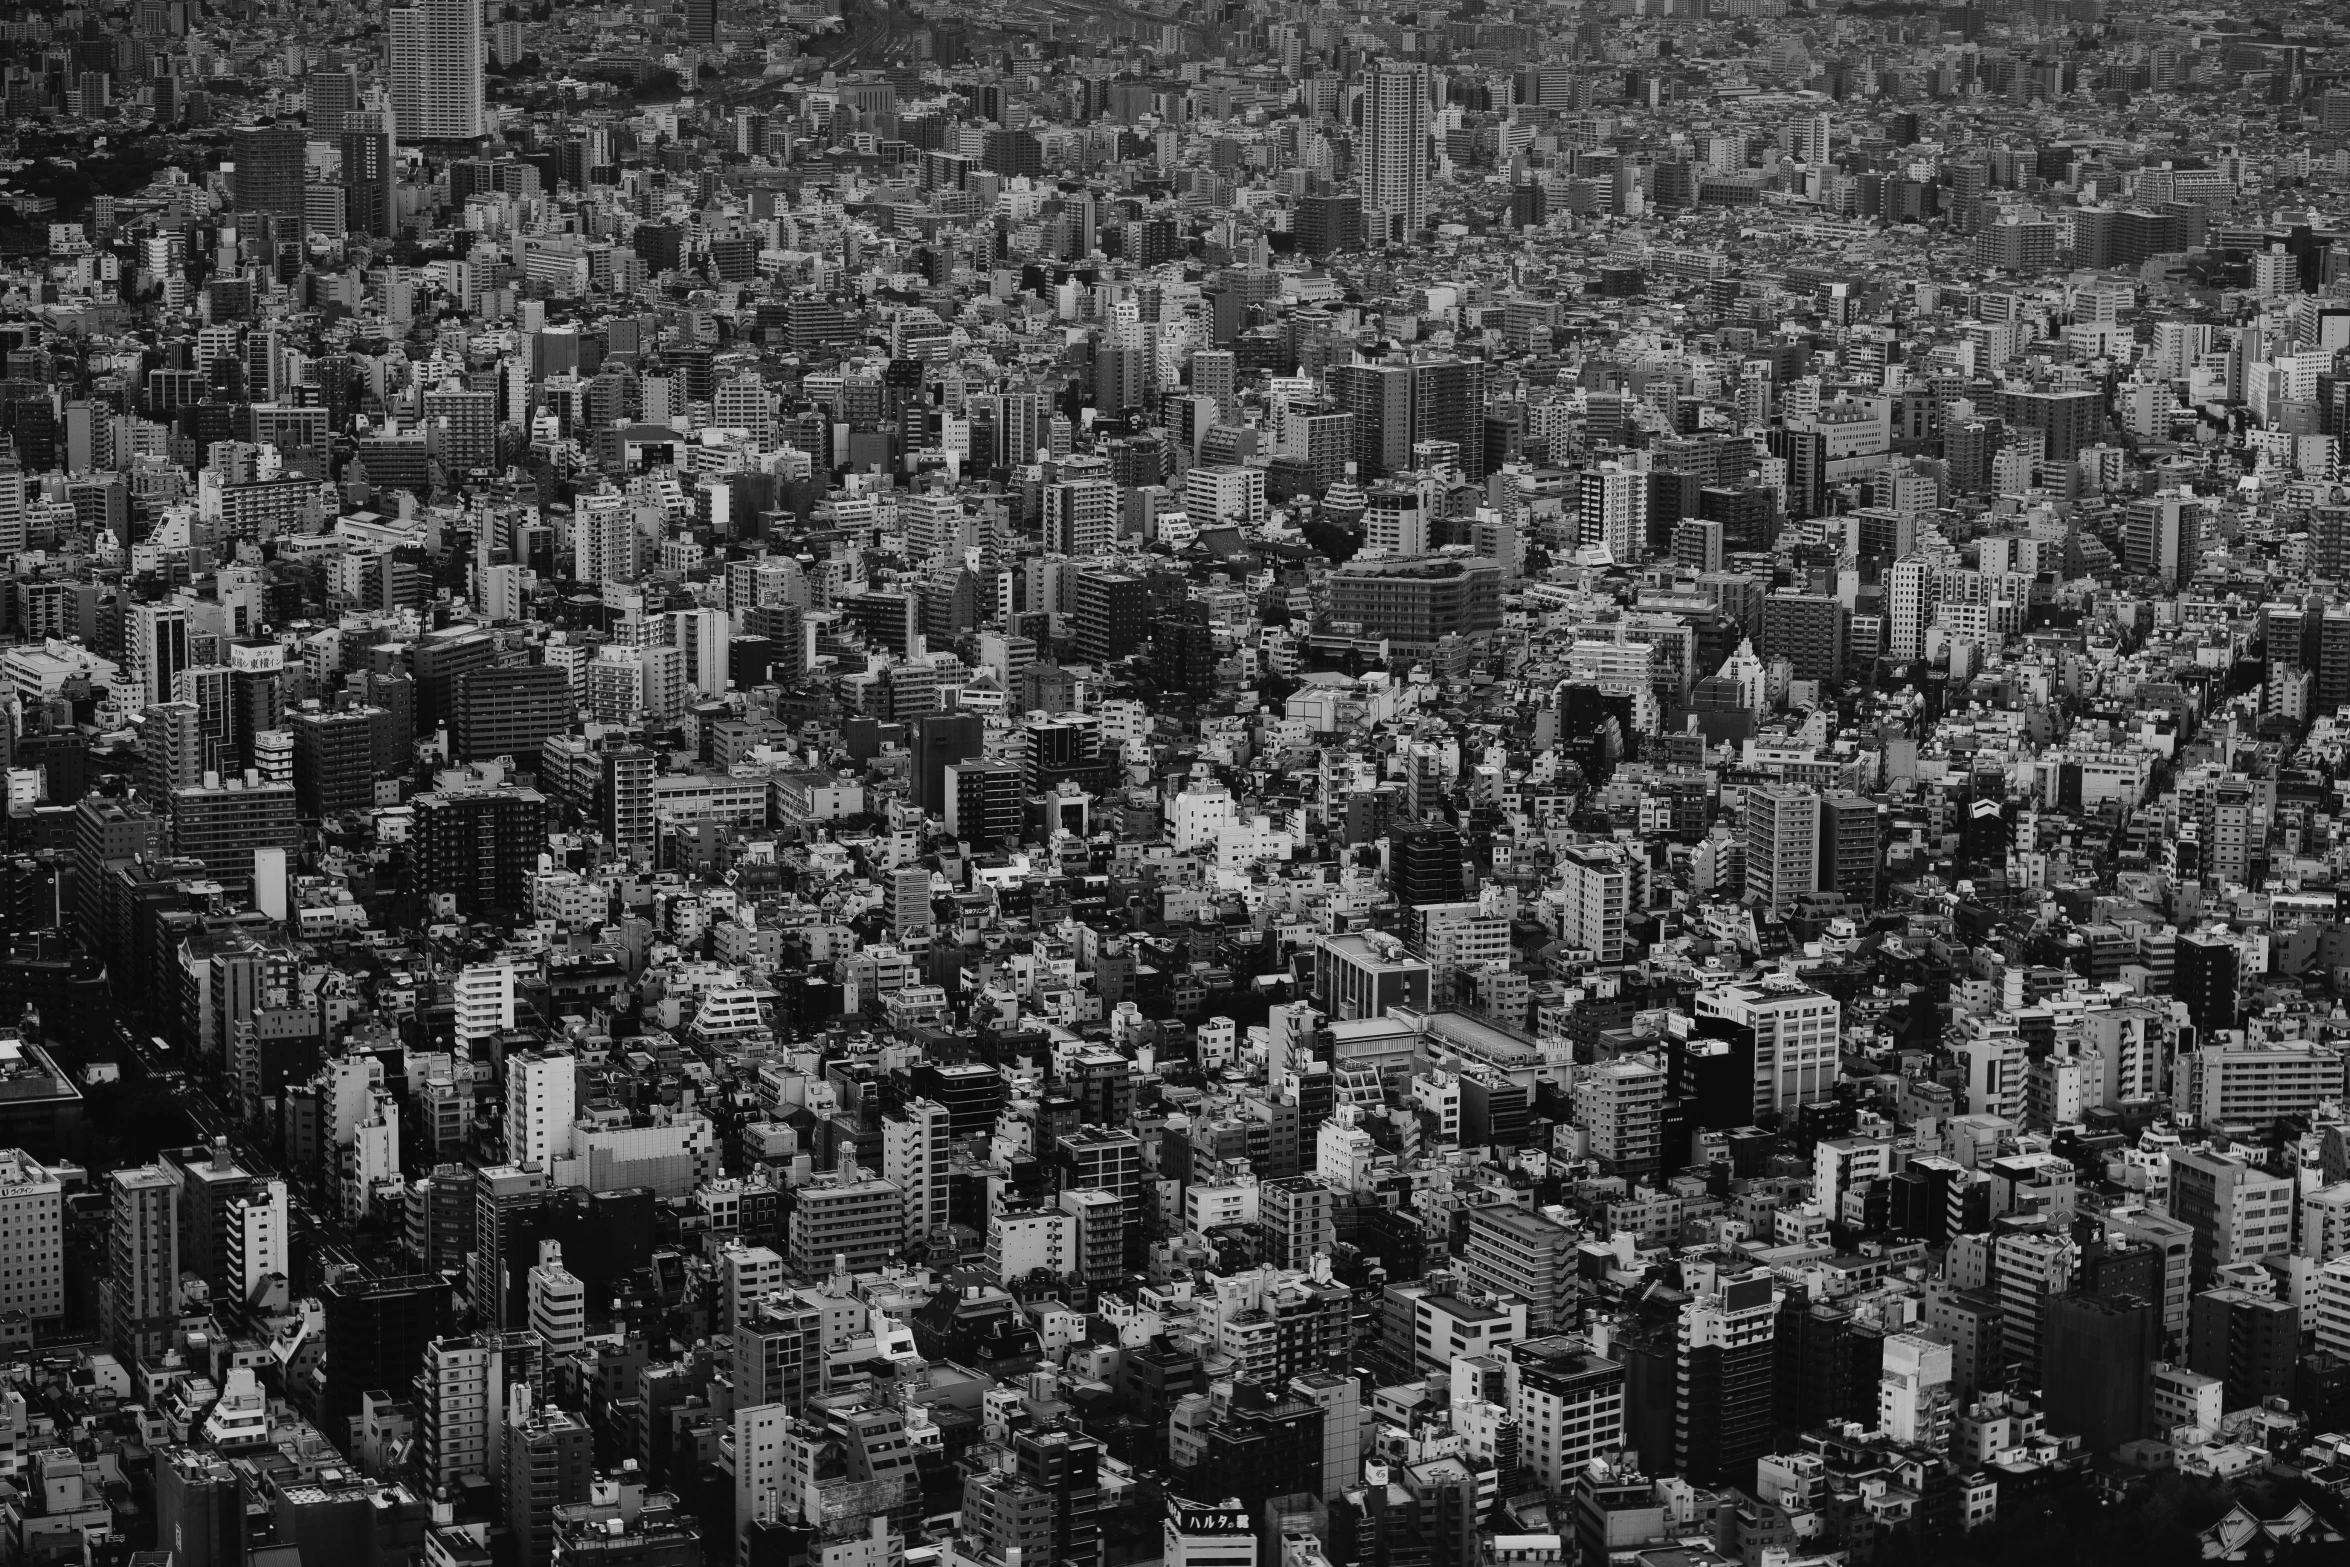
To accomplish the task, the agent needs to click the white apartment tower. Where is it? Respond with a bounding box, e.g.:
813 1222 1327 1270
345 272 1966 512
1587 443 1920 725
388 0 485 142
454 963 515 1054
1363 60 1430 239
1578 463 1648 562
225 1178 289 1310
504 1048 577 1172
1887 557 1935 659
1557 842 1633 964
883 1099 952 1246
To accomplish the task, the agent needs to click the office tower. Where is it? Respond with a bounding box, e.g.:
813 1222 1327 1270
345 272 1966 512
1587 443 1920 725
1693 973 1842 1117
2041 1291 2155 1455
453 664 572 769
0 1150 62 1322
321 1274 454 1448
526 1241 586 1352
388 0 485 141
168 777 300 879
1677 1272 1778 1485
1743 784 1819 918
883 1098 951 1246
102 1164 177 1364
230 123 308 217
340 109 396 236
130 602 192 709
2175 931 2242 1035
1363 60 1429 240
684 0 717 44
505 1050 577 1172
506 1399 594 1567
911 712 985 816
414 785 548 914
1389 822 1465 920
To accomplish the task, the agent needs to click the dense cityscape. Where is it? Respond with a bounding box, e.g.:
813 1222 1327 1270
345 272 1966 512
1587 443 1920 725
0 0 2339 1564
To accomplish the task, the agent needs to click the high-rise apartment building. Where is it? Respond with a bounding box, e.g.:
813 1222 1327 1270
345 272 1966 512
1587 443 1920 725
1743 785 1819 918
505 1049 577 1172
103 1164 177 1364
1556 841 1634 964
388 0 485 142
883 1098 951 1246
1363 60 1429 240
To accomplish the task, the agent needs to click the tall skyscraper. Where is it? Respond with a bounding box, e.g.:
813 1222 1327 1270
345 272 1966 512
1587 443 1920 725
102 1164 178 1364
1363 60 1429 241
340 109 397 236
388 0 485 142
